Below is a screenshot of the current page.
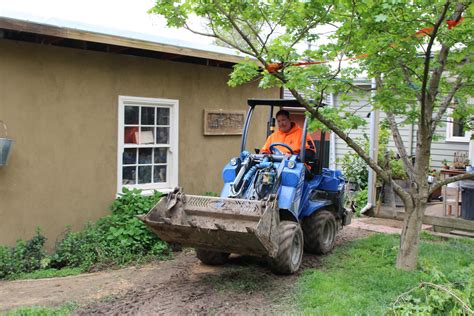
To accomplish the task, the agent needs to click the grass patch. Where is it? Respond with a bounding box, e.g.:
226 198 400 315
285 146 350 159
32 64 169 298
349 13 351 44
6 302 78 316
10 268 83 280
297 233 474 315
204 267 272 293
419 230 445 242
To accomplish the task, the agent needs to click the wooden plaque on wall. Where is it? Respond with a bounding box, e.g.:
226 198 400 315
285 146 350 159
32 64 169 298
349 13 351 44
204 109 246 135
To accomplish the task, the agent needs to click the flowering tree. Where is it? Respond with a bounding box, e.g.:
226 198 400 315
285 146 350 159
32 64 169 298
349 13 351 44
151 0 474 270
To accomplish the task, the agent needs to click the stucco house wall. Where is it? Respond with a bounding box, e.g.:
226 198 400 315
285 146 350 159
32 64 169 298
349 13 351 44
0 39 278 247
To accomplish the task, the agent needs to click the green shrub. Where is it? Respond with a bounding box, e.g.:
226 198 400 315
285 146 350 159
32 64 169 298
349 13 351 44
340 128 390 191
389 158 409 180
1 188 169 279
0 229 47 279
50 223 104 270
353 188 368 216
341 151 369 190
51 188 169 271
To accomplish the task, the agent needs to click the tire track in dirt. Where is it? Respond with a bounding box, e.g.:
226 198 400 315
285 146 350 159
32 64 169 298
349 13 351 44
74 227 372 315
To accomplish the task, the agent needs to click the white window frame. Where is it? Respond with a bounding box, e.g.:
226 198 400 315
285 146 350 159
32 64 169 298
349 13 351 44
446 108 471 143
117 96 179 195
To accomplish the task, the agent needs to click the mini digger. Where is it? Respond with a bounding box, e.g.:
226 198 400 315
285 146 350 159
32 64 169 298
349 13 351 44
139 99 352 274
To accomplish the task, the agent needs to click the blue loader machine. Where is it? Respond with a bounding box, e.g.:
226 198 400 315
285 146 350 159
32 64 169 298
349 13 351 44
139 99 352 274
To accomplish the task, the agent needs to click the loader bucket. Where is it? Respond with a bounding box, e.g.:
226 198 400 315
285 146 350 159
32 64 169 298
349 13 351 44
138 189 280 258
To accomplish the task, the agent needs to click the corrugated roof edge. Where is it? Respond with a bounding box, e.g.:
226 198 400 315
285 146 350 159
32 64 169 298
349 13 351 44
0 11 251 64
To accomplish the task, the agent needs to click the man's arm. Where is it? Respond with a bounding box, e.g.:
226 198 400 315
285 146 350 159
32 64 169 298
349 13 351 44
261 134 274 154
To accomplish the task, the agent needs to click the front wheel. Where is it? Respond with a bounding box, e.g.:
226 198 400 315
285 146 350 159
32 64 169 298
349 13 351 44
302 210 337 254
268 221 304 275
195 249 230 265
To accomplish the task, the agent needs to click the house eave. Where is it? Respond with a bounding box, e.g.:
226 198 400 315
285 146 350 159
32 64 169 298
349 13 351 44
0 16 245 67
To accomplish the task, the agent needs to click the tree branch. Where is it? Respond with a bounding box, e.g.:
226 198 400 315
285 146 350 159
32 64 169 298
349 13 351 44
400 67 422 104
286 87 414 207
429 172 474 196
211 0 267 66
427 43 450 104
288 5 333 49
399 62 423 96
344 82 376 92
431 75 465 133
234 10 269 56
374 75 416 176
185 21 255 57
427 3 466 115
420 0 450 124
386 111 416 177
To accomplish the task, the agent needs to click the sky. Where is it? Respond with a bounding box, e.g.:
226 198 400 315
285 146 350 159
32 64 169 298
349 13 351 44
0 0 212 44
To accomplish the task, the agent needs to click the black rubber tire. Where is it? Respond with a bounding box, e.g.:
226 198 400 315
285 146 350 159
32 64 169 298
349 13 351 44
195 249 230 265
268 221 304 275
302 209 337 254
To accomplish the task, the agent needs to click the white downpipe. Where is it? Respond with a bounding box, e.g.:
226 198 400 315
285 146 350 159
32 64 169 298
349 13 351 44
469 136 474 166
329 93 337 169
360 203 373 214
361 78 379 214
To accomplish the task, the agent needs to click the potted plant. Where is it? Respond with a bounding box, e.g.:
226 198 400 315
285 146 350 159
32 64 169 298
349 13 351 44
451 152 468 170
441 159 450 169
452 160 466 170
464 159 470 168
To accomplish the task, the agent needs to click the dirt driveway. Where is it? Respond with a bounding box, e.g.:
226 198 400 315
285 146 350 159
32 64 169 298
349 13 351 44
0 227 371 314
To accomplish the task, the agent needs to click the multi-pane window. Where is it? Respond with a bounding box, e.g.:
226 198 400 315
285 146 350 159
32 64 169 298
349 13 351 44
118 96 178 193
446 108 472 142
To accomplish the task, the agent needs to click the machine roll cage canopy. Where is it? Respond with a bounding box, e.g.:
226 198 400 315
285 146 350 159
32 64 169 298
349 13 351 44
241 99 327 168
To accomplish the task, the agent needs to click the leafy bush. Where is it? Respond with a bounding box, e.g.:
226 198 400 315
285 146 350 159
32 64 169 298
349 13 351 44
341 128 391 191
341 152 369 191
1 188 170 279
0 229 47 279
353 188 368 216
51 188 169 271
389 158 408 180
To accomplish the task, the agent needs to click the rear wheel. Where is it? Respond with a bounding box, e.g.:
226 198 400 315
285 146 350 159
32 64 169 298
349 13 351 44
302 210 337 254
195 249 230 265
268 221 304 275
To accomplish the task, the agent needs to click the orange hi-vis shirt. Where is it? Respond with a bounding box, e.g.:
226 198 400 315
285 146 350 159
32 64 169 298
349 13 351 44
261 123 312 154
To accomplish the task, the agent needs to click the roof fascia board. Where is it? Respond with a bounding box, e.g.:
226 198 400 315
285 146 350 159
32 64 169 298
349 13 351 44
0 17 246 64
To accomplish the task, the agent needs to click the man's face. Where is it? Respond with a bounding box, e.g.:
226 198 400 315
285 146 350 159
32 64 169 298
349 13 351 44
276 114 291 133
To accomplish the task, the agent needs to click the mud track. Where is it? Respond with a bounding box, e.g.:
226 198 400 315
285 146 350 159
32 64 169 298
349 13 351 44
0 227 371 314
75 227 370 315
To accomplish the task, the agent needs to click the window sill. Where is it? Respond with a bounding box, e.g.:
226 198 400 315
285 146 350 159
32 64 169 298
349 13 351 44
116 186 175 198
445 137 470 143
140 188 174 196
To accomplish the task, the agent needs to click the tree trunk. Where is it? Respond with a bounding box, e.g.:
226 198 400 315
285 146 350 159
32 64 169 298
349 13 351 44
396 198 426 270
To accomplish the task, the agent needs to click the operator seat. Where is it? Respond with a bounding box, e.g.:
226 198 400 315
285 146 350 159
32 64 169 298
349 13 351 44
304 140 320 177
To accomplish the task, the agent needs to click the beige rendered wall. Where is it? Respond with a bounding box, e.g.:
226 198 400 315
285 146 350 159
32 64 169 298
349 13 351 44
0 39 278 247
